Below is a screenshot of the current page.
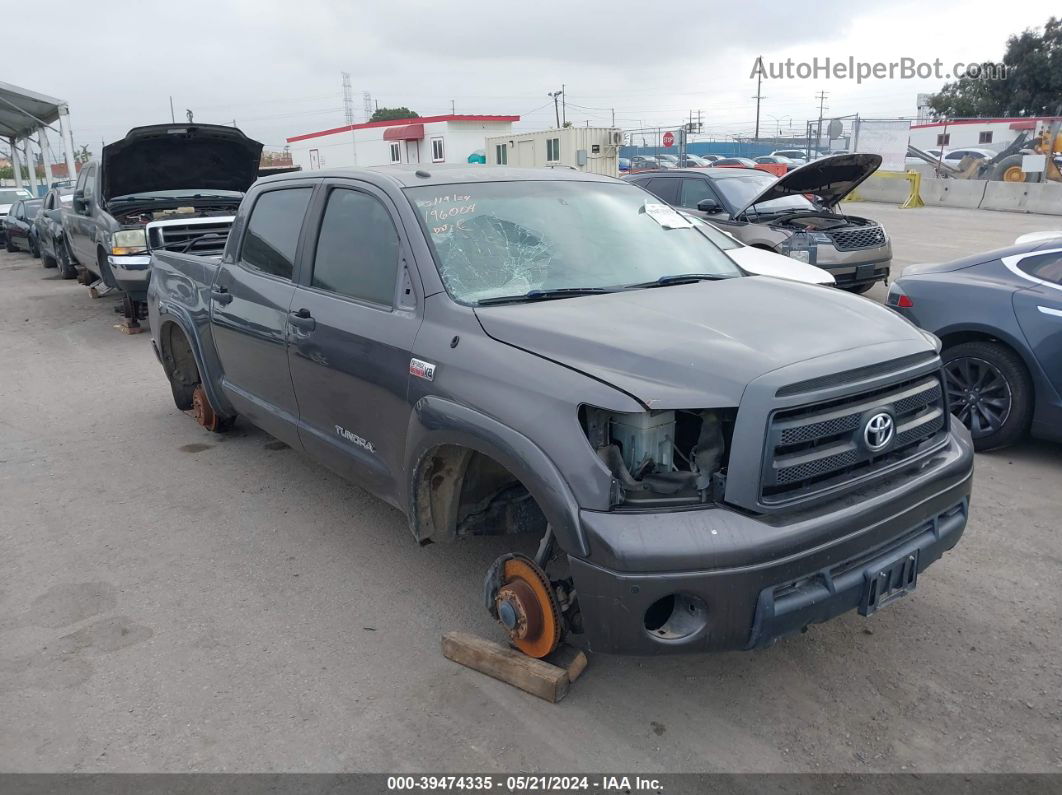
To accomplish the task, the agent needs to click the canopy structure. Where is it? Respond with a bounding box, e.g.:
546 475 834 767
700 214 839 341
0 80 78 195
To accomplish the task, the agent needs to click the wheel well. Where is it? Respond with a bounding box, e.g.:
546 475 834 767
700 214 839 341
413 445 547 544
939 329 1036 404
751 244 775 251
160 321 201 388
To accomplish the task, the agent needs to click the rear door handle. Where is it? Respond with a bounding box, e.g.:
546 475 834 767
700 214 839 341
288 308 316 331
210 287 233 305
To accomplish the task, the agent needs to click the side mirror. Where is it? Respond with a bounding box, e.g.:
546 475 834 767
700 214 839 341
697 198 722 214
72 192 86 213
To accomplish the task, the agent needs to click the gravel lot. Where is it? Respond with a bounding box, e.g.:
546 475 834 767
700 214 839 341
1 203 1059 773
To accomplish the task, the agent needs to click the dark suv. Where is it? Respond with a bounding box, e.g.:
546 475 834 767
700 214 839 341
148 165 973 657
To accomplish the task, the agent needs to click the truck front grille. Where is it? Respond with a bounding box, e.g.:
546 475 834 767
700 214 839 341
762 372 947 504
829 225 886 250
148 220 232 254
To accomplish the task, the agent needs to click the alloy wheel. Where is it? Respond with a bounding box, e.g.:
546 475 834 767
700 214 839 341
943 356 1012 438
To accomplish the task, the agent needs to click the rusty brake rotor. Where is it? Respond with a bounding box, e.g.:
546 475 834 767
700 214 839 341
493 555 561 658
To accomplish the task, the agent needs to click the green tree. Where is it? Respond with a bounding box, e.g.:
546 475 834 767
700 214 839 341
74 144 92 164
929 16 1062 117
369 107 420 122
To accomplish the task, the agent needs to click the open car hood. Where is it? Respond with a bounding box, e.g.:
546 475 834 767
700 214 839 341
735 153 882 216
101 124 263 201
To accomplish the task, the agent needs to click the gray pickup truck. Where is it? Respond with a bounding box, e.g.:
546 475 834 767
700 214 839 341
62 123 261 321
148 165 974 657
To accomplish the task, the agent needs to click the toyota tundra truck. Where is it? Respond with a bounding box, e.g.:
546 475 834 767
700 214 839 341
147 165 974 657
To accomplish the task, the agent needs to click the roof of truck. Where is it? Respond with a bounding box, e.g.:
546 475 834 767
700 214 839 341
256 164 618 189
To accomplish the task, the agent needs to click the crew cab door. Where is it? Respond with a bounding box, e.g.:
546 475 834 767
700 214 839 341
209 184 315 448
287 180 422 503
1011 249 1062 395
68 164 97 266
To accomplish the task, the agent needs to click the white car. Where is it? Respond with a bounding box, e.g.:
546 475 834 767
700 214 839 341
679 211 835 285
0 187 33 216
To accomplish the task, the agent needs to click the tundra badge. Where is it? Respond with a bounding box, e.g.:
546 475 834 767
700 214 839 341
409 358 436 381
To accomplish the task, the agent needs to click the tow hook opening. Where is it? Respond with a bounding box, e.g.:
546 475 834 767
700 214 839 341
644 593 708 640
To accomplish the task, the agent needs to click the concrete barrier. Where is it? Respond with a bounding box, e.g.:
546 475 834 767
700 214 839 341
847 174 911 204
920 177 987 209
980 181 1031 213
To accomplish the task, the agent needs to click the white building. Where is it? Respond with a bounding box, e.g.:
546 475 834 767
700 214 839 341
485 127 623 176
286 114 519 171
908 116 1061 153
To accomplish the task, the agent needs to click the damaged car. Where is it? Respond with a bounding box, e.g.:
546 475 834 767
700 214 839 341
62 123 262 323
148 165 973 657
625 153 892 292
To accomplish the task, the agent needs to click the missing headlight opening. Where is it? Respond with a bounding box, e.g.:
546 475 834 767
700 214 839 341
581 406 735 507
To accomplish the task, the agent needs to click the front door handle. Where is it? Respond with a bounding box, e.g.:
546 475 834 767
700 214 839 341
210 287 233 305
288 308 316 331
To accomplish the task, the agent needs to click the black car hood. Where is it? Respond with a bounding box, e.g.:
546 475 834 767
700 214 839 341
736 153 882 216
101 124 263 201
475 277 928 408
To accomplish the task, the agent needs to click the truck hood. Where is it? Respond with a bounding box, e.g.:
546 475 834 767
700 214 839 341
101 124 264 201
736 153 882 216
474 276 928 408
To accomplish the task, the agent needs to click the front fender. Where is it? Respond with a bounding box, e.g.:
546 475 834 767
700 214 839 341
404 395 587 557
153 299 234 417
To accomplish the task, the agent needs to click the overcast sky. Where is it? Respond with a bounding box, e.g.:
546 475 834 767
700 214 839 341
5 0 1053 160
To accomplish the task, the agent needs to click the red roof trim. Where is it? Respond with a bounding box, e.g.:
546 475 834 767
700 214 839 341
910 116 1062 130
287 114 520 143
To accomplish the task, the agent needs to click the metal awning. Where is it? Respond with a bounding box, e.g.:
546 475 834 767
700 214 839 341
0 80 65 137
383 123 425 142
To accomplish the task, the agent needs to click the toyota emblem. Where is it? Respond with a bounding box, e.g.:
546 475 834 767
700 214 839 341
864 412 895 451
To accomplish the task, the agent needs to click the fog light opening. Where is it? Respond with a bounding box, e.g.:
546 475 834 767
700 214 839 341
643 593 708 640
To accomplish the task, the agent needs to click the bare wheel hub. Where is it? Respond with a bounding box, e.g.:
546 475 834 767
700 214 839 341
491 556 561 658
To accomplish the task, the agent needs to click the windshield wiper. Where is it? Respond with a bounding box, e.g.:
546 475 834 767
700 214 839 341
476 287 610 306
624 273 731 289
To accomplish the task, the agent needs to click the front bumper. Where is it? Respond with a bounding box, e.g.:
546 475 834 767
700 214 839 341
795 242 892 287
108 254 151 300
569 425 974 655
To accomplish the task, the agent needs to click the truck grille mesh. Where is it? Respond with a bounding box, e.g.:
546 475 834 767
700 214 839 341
762 373 946 503
829 226 886 250
148 221 232 254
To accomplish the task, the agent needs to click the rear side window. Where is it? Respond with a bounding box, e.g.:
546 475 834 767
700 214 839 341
311 189 399 306
241 188 313 280
1019 252 1062 285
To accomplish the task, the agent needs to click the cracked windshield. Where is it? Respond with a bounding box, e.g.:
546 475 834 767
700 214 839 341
407 181 740 304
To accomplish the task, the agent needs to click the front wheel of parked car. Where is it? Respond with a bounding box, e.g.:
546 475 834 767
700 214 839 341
4 237 16 253
55 238 78 279
942 341 1031 451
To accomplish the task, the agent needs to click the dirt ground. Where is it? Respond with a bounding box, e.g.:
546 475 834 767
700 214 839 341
1 203 1060 773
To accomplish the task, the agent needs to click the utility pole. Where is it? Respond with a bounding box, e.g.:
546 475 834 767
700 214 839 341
547 90 562 128
169 96 175 123
186 109 194 124
752 73 765 140
815 90 829 153
451 99 455 114
561 84 566 126
696 109 703 133
611 108 615 127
